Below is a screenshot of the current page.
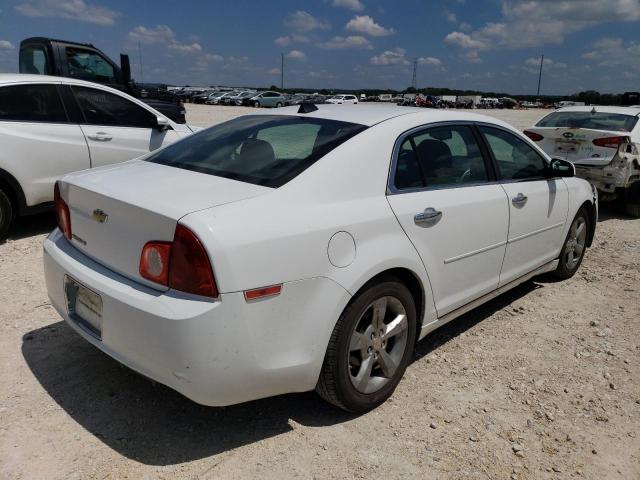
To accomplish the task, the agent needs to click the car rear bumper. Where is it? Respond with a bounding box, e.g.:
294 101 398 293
43 229 351 406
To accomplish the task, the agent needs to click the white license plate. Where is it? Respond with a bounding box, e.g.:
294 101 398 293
64 276 103 338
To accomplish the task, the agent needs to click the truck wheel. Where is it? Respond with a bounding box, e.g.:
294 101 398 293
316 277 417 412
0 189 13 242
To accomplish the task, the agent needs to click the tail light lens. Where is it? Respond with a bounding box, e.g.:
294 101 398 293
523 130 544 141
592 136 626 149
54 182 71 240
140 224 218 298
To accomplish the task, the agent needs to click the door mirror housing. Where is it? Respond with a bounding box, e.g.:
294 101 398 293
155 115 170 131
548 158 575 178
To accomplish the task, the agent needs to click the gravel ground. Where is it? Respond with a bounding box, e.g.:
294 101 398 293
0 105 638 479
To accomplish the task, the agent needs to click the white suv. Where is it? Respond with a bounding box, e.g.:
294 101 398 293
326 94 358 105
0 74 195 240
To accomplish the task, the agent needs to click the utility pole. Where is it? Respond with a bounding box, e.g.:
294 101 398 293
281 53 284 90
412 57 417 89
138 41 144 84
536 53 544 97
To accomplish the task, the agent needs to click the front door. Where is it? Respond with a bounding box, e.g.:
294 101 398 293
387 124 510 316
478 126 569 285
70 85 181 167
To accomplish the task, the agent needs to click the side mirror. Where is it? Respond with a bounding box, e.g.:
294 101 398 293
549 158 575 178
155 116 170 131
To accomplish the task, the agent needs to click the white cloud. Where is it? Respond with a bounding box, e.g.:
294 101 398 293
317 35 373 50
443 0 640 51
285 11 330 32
445 11 457 23
370 48 409 65
286 49 307 61
191 53 223 72
346 15 395 37
267 67 281 75
308 69 335 79
274 34 309 47
332 0 365 11
0 40 14 50
274 36 291 47
462 50 482 63
128 25 204 55
15 0 119 26
523 56 567 73
582 37 640 73
418 56 443 67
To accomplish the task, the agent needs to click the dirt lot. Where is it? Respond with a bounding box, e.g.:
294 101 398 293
1 106 638 479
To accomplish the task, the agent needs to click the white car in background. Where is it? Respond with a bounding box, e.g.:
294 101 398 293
44 105 596 412
525 106 640 216
0 74 195 240
326 94 358 105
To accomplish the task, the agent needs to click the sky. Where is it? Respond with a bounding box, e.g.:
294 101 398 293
0 0 639 95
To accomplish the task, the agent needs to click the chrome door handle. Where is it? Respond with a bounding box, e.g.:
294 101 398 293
512 193 528 206
414 207 442 226
87 132 112 142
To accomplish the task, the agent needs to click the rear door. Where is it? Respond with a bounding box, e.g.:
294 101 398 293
0 82 89 206
70 85 182 167
478 126 569 286
386 124 509 316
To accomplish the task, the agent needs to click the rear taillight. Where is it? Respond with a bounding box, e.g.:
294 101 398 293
54 182 71 240
592 136 626 149
523 130 544 141
139 224 218 298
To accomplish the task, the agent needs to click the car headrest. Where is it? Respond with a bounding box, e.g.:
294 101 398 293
416 139 452 171
239 138 275 164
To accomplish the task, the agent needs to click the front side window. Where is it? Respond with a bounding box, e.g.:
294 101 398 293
147 115 366 187
66 48 116 83
0 84 67 122
72 86 156 128
394 125 489 190
479 126 548 180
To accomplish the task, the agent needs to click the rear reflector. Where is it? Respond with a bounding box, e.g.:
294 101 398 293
592 136 626 148
54 182 72 240
523 130 544 141
139 241 171 285
244 285 282 302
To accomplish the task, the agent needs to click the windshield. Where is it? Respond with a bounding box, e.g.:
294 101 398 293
147 115 367 187
536 111 639 132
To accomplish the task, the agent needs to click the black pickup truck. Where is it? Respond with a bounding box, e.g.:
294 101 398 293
19 37 186 123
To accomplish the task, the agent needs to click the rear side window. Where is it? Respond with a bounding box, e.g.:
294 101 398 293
147 115 367 187
480 127 547 180
0 84 67 122
19 45 49 74
66 48 116 83
394 125 489 190
72 86 156 128
536 111 638 132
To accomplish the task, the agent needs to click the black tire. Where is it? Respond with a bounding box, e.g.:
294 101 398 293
275 102 283 108
254 101 261 108
553 207 589 279
624 182 640 218
626 203 640 218
0 188 13 242
316 277 417 413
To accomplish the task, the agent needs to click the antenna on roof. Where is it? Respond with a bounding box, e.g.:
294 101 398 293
298 102 318 114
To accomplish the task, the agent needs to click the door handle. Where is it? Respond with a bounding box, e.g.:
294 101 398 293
414 207 442 226
512 193 528 206
87 132 112 142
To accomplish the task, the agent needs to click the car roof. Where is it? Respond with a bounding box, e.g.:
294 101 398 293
253 104 516 128
553 105 640 116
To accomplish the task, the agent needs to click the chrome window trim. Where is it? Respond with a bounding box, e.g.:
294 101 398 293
386 120 553 196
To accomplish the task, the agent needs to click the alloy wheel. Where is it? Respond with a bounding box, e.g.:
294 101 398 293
564 215 587 269
348 296 408 394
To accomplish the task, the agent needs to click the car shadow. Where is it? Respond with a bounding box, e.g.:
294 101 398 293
597 201 636 222
22 280 541 466
6 212 56 242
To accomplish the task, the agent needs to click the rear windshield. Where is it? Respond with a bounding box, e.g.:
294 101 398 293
536 111 639 132
147 115 367 187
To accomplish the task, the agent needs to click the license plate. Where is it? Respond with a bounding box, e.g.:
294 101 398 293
555 140 580 154
64 275 103 338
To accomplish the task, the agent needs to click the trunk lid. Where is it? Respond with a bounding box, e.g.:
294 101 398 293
527 127 628 166
60 160 271 288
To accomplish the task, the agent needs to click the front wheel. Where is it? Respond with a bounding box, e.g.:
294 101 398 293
553 207 589 279
0 189 13 242
275 102 283 108
253 101 261 108
316 277 417 412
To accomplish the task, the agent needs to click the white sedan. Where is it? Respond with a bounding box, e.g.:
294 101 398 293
0 74 195 239
44 105 597 412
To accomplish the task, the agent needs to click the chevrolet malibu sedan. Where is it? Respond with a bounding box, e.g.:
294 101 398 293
44 105 597 412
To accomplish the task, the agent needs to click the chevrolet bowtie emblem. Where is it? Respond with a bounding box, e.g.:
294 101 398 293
92 209 108 223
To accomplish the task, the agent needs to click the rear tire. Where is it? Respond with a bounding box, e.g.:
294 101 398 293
553 207 589 279
254 101 261 108
0 189 13 242
276 102 283 108
316 277 417 413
